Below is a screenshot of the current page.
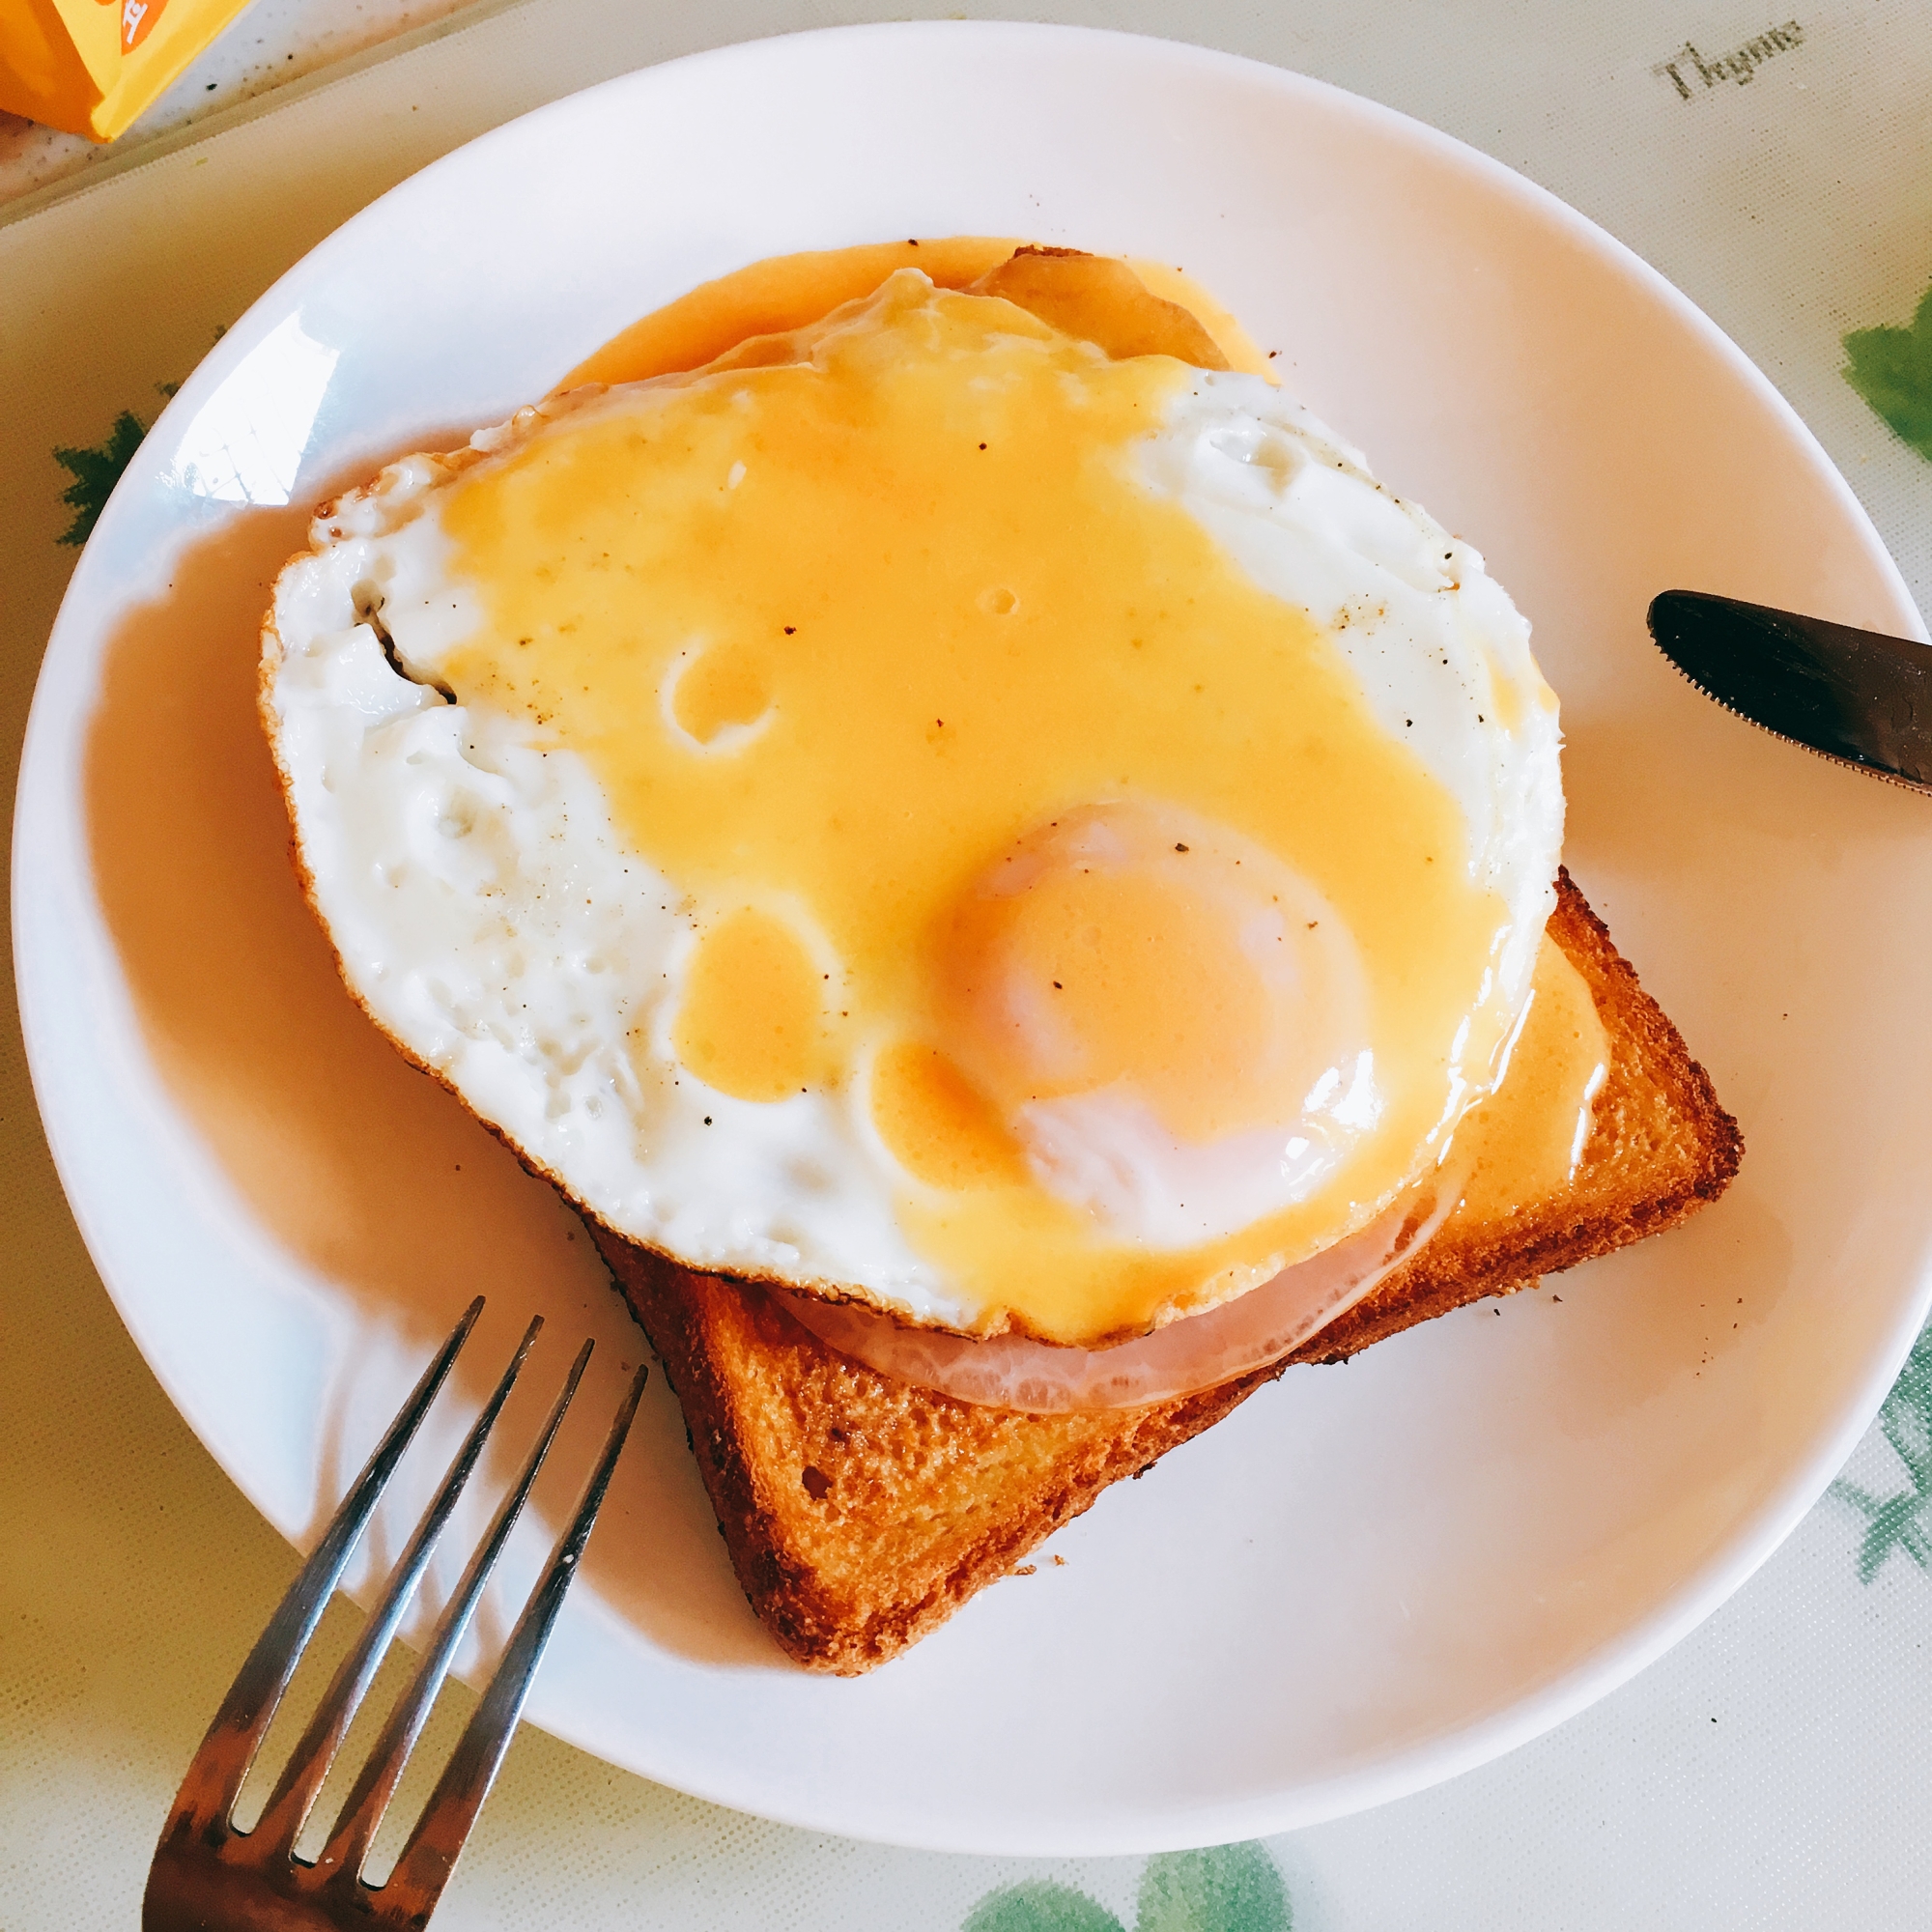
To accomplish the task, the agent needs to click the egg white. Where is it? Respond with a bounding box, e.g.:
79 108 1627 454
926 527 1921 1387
262 352 1561 1332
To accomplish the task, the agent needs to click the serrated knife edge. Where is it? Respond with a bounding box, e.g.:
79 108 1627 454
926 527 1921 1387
1644 590 1932 797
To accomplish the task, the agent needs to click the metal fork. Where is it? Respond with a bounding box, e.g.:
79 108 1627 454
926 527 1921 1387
143 1298 647 1930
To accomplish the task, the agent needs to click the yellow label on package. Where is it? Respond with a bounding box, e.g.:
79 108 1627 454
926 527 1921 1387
0 0 256 143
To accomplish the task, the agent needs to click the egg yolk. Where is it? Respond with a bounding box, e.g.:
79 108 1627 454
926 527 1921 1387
936 803 1355 1149
955 862 1278 1140
437 270 1521 1342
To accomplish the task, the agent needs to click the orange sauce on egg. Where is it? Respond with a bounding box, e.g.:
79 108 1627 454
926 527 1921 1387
440 260 1524 1343
558 239 1275 390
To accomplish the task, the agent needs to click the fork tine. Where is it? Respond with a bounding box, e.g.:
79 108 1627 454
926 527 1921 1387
159 1296 485 1839
244 1313 547 1857
310 1337 595 1887
374 1363 649 1919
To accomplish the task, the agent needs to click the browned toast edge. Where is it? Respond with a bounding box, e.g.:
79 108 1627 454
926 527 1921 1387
600 1242 1281 1673
594 871 1742 1672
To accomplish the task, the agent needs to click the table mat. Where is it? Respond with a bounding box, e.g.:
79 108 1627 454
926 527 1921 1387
4 2 1931 1925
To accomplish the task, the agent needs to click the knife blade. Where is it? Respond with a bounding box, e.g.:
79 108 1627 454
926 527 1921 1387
1646 589 1932 794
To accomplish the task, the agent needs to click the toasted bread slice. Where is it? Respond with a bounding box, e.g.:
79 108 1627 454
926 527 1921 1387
593 870 1741 1674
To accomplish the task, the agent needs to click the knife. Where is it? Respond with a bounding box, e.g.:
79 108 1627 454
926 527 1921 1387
1646 589 1932 794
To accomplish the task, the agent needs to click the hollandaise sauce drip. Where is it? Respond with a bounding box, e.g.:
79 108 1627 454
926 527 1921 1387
437 270 1517 1343
1451 935 1610 1220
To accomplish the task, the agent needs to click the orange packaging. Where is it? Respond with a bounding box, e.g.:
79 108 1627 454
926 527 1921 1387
0 0 255 142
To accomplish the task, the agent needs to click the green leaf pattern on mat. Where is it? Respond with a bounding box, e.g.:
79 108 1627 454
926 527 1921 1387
1136 1846 1292 1932
963 1882 1129 1932
963 1845 1290 1932
50 408 148 547
1832 1322 1932 1579
1842 282 1932 462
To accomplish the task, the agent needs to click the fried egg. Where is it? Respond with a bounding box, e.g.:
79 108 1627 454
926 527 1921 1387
263 265 1563 1348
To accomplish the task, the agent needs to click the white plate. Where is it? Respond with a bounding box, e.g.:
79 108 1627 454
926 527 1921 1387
15 21 1932 1858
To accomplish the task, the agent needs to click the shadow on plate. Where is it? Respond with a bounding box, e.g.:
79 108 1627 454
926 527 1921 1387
83 462 780 1670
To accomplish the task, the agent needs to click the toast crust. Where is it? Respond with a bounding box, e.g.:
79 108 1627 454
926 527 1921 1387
596 871 1742 1673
